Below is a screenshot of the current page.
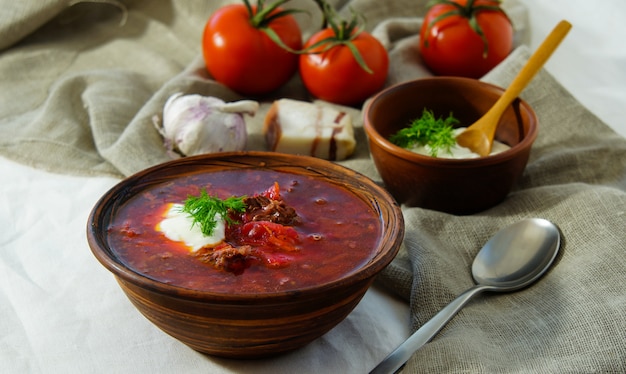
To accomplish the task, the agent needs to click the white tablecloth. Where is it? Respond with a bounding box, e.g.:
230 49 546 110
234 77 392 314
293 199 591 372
1 1 625 373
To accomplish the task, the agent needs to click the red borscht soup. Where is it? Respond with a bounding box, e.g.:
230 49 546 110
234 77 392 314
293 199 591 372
106 169 382 294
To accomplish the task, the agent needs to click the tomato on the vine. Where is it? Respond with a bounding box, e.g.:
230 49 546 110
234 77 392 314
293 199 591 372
202 0 302 96
419 0 513 78
299 7 389 106
300 29 388 106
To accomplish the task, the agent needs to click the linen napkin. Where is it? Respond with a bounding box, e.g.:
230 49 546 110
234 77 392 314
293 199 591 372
376 46 626 374
0 0 417 178
1 1 625 372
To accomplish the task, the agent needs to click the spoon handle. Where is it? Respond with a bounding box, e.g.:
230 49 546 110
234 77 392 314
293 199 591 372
491 20 572 119
369 285 488 374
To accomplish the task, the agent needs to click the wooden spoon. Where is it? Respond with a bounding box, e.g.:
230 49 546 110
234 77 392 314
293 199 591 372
456 20 572 156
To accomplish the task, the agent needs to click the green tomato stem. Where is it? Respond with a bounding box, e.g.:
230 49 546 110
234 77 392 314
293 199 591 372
240 0 306 55
303 0 374 73
244 0 297 29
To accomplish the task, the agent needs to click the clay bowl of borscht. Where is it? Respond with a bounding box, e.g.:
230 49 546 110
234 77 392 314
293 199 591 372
87 151 404 359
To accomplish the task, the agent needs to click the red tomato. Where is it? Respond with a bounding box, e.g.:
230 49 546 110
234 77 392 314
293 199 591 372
202 4 302 96
261 181 281 201
299 28 389 106
419 0 513 78
237 221 299 251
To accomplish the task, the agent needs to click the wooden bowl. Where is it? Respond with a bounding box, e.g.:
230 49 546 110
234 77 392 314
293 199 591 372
363 77 538 214
87 152 404 358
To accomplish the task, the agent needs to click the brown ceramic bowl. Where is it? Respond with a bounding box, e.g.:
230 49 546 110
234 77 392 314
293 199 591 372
87 151 404 359
363 77 538 214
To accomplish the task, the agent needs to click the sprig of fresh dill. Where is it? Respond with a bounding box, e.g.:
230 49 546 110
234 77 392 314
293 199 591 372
389 109 460 157
181 189 247 236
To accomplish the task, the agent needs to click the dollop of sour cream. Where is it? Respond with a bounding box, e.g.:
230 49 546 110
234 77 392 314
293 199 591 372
408 127 511 159
156 203 225 252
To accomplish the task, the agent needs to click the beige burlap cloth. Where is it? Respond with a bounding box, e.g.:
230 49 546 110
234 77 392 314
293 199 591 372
1 1 625 372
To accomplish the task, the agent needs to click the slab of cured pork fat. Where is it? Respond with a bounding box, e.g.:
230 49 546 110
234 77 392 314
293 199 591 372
263 99 356 161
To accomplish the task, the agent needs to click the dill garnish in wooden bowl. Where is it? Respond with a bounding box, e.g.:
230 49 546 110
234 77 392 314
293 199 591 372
389 109 459 157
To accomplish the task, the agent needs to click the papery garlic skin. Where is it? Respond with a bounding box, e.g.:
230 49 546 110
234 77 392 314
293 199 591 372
156 93 259 157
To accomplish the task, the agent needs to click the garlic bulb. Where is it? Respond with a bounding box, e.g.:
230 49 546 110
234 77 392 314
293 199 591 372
155 93 259 157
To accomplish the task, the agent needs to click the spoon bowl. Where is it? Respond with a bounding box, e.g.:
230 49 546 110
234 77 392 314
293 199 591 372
456 20 572 156
370 218 561 374
472 218 560 289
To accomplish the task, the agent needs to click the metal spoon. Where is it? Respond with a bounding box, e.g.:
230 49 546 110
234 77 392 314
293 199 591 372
370 218 561 374
455 20 571 156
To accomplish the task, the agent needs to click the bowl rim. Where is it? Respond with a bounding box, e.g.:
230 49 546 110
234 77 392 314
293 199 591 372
363 77 538 167
87 151 405 302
